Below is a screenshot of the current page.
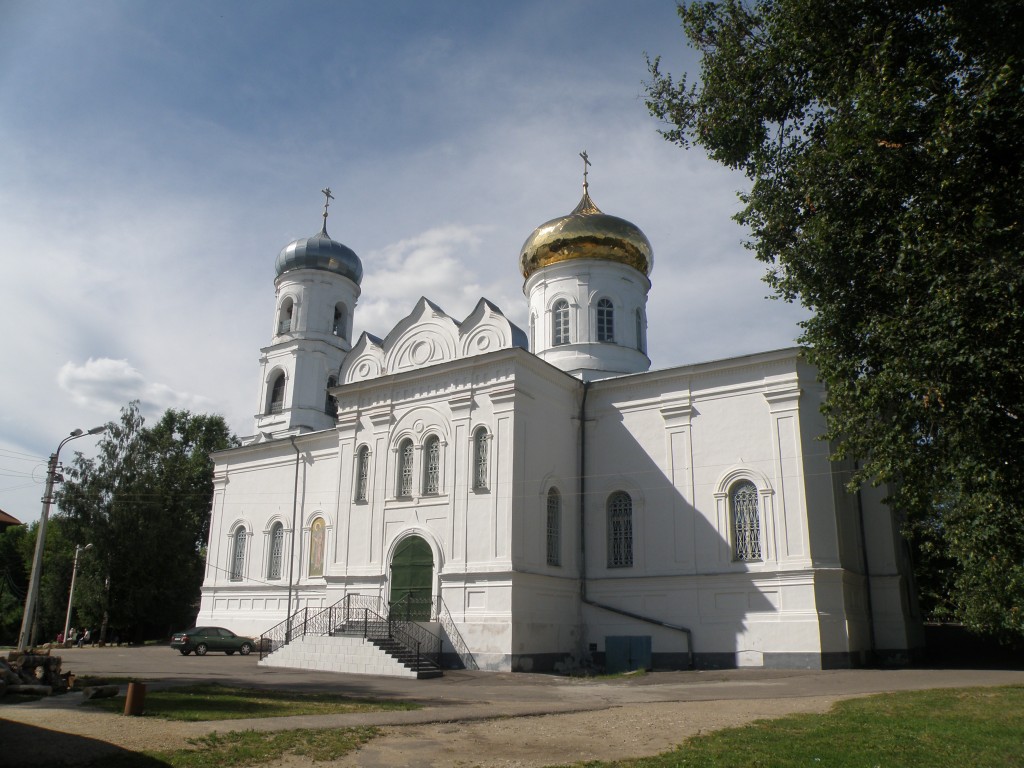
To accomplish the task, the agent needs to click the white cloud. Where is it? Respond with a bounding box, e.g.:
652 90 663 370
57 358 214 418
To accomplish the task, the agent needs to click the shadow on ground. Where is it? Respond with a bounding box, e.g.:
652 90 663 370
0 719 169 768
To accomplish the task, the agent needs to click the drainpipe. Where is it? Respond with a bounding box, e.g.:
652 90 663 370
854 465 877 663
577 378 695 669
286 435 302 640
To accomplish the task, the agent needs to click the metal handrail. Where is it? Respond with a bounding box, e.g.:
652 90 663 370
258 592 441 670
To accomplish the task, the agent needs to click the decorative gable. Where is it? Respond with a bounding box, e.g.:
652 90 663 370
338 297 526 385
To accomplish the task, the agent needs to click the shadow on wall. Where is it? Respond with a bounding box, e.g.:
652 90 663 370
578 398 779 672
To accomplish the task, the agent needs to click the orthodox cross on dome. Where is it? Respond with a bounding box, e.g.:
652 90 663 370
321 187 334 230
579 150 591 191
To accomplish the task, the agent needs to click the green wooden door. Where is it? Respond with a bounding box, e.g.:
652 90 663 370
389 536 433 620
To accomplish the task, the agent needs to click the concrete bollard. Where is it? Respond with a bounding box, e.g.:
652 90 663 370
123 681 146 716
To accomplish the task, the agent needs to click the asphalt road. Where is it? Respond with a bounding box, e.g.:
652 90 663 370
45 643 1024 711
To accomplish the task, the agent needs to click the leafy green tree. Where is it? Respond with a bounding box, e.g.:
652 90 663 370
0 524 31 644
646 1 1024 639
57 402 237 642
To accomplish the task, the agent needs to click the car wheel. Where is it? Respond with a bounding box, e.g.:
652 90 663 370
179 649 190 656
239 642 253 656
195 643 208 656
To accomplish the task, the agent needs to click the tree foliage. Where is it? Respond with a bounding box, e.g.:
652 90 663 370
646 1 1024 639
55 402 237 641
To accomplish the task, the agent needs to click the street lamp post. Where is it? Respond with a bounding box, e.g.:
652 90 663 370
17 426 107 653
62 543 93 645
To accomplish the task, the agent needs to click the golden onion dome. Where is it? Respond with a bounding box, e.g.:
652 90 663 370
519 188 653 279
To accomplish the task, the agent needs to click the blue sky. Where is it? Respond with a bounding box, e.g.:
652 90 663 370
0 0 808 523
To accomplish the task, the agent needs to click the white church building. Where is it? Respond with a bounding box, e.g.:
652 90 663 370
197 170 922 673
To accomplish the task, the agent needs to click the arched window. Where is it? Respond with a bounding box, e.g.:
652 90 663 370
333 302 347 337
268 522 284 580
268 372 286 414
546 488 561 566
397 439 414 497
552 299 570 346
731 481 762 561
473 427 488 490
596 298 614 343
308 517 325 577
635 309 645 354
230 526 247 581
355 445 370 501
607 491 633 568
423 435 441 494
325 376 338 417
278 297 294 334
529 313 536 351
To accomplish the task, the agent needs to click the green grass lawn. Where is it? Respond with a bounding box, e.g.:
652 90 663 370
82 683 421 721
555 686 1024 768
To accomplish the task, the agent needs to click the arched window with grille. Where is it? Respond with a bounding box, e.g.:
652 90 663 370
635 308 645 354
473 427 489 490
546 488 561 566
397 439 414 497
552 299 570 346
355 445 370 501
607 491 633 568
529 313 536 352
230 526 247 581
423 435 441 494
267 522 284 580
268 372 286 414
596 298 614 342
731 481 762 561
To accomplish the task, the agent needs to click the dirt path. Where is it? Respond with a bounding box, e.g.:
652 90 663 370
323 696 846 768
2 694 848 768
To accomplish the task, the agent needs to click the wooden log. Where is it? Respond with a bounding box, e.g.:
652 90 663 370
82 685 119 700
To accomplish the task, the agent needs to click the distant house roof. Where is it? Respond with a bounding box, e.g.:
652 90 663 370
0 509 23 527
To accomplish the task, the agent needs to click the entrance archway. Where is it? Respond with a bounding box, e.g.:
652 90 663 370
388 535 434 620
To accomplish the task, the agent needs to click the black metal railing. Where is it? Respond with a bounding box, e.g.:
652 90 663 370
436 598 478 670
258 592 443 671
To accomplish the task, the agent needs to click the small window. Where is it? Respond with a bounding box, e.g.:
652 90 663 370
607 491 633 568
473 427 489 490
731 481 762 561
355 445 370 501
597 298 614 343
552 300 570 346
278 297 294 334
546 488 561 566
423 435 441 494
398 439 414 497
230 526 247 581
308 517 325 577
268 523 284 580
635 309 645 354
333 303 347 337
325 376 338 417
268 373 286 415
529 314 536 352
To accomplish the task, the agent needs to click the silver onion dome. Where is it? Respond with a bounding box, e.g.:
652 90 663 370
275 224 363 285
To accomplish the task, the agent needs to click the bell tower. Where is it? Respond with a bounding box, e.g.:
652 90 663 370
254 189 363 437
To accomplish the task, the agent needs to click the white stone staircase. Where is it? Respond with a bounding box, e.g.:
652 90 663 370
258 633 436 678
